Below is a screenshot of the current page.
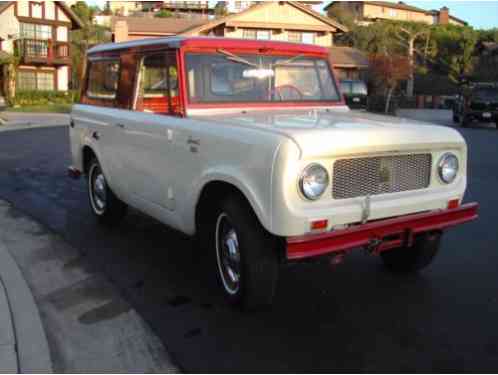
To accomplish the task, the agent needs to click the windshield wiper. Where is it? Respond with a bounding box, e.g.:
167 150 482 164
273 54 305 67
217 49 258 67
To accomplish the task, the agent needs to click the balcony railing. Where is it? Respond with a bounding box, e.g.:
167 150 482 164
162 1 210 10
15 39 71 65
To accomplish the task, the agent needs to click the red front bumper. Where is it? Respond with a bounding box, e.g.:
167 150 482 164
287 203 479 260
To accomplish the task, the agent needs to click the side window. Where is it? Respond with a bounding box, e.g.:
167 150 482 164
135 52 179 115
87 59 120 100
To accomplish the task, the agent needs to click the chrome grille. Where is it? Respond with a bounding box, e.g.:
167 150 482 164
333 154 432 199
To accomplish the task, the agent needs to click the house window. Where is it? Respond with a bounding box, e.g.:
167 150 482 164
37 72 54 90
243 29 256 39
302 32 315 44
17 70 54 91
30 2 44 18
242 29 271 40
87 60 120 99
388 9 397 17
20 23 52 40
288 31 302 43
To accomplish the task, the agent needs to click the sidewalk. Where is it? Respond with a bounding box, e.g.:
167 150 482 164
0 112 70 132
0 200 178 373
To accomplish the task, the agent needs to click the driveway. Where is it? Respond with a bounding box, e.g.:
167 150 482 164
0 126 496 372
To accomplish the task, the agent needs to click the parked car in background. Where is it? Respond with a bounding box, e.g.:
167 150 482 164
340 79 368 109
68 37 478 309
453 83 498 128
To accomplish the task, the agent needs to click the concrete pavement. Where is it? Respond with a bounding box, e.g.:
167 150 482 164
0 199 178 373
0 207 52 373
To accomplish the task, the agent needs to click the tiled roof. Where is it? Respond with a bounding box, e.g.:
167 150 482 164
329 46 369 68
111 16 208 35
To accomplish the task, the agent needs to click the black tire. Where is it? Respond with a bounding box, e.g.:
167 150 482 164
87 158 127 225
380 231 441 273
206 193 280 310
452 113 459 123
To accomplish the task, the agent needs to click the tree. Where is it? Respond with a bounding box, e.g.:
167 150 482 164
70 2 110 89
154 9 173 18
369 54 411 113
392 21 431 97
432 25 478 84
214 2 228 17
326 7 356 30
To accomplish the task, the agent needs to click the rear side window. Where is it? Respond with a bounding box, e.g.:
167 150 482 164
87 59 120 100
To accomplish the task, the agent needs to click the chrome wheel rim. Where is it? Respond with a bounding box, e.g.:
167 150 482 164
89 164 107 215
215 213 241 295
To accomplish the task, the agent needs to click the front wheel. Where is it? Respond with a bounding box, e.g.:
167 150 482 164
212 194 280 310
88 158 127 225
380 232 441 273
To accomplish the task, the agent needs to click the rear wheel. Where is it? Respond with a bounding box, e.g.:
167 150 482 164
88 158 127 225
210 194 280 310
381 232 441 273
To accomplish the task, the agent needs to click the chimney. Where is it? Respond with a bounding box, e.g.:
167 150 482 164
114 20 129 43
438 6 449 25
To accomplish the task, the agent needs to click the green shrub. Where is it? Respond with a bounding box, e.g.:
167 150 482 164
13 90 79 106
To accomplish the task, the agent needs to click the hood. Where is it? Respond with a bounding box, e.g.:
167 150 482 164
195 108 465 158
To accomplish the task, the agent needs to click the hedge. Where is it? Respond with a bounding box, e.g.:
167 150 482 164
13 90 80 106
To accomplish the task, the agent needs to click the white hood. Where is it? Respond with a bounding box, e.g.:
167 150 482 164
195 108 466 158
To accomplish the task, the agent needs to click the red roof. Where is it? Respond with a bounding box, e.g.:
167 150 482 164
89 36 331 56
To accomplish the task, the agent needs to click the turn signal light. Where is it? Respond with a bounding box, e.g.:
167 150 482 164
448 199 460 209
311 219 328 231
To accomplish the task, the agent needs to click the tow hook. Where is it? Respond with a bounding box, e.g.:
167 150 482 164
365 237 383 254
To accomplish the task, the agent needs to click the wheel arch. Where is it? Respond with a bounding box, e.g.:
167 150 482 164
82 145 97 175
194 178 271 236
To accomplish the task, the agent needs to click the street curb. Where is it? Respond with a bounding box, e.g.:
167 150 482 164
0 241 53 373
0 277 18 373
0 123 68 133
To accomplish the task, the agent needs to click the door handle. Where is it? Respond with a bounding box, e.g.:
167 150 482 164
115 123 125 129
187 137 200 146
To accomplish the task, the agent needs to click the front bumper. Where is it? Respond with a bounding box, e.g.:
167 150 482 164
286 203 478 260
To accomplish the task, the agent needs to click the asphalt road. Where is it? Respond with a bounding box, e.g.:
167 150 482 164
0 122 497 372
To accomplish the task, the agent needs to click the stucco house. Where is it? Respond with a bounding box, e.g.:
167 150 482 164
325 1 467 26
0 1 82 100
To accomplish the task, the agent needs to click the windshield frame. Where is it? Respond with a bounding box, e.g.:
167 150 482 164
180 47 344 111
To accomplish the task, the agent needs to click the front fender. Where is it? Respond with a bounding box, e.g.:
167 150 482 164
184 168 273 236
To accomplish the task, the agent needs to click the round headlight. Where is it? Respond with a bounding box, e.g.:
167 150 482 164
299 164 329 200
438 153 459 184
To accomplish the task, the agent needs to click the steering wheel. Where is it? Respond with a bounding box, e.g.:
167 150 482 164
272 85 304 101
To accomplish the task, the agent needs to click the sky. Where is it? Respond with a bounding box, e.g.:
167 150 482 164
88 1 498 30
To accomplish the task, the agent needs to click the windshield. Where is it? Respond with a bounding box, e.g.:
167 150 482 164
473 88 498 101
340 81 352 95
352 81 368 95
185 52 340 104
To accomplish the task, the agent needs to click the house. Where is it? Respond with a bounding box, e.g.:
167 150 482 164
222 1 323 14
107 1 164 16
0 1 82 99
329 46 369 80
325 1 467 26
161 1 213 17
183 1 347 47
